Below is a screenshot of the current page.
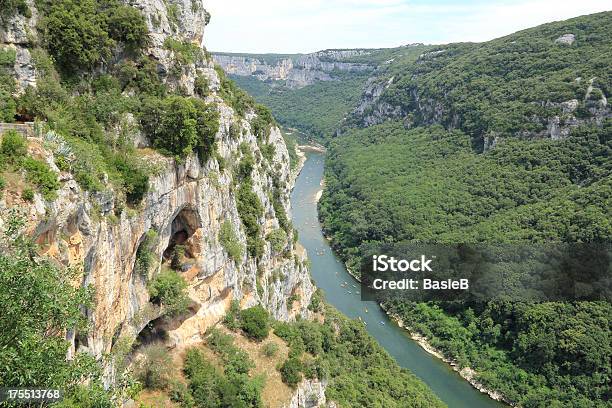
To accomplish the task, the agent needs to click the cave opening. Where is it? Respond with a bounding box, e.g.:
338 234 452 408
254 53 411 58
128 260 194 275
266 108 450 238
162 206 201 272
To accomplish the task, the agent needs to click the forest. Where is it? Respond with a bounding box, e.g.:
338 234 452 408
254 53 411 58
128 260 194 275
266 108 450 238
231 73 370 141
317 11 611 408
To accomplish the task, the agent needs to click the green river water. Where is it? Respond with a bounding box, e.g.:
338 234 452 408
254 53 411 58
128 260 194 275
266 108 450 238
290 150 507 408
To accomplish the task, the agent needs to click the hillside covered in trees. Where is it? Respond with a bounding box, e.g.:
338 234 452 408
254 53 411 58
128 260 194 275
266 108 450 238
318 11 611 407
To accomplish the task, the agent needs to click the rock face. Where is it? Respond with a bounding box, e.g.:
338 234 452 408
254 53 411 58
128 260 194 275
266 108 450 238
0 0 38 93
555 33 576 45
213 50 372 89
283 380 335 408
0 0 314 386
6 98 315 380
349 48 610 143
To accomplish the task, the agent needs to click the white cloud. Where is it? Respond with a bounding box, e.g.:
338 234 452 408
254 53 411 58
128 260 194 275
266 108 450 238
203 0 611 53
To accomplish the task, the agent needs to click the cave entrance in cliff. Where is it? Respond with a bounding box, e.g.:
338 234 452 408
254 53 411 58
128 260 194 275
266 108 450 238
162 206 201 273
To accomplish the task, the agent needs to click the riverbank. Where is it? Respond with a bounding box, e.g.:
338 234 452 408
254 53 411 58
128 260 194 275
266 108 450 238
379 304 514 406
291 151 506 408
309 151 511 406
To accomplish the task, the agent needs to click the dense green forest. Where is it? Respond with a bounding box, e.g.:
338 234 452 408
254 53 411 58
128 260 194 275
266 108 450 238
226 44 431 142
231 73 369 141
349 12 611 147
318 12 612 408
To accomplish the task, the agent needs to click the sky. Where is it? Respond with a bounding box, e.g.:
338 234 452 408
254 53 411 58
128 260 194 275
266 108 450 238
204 0 610 54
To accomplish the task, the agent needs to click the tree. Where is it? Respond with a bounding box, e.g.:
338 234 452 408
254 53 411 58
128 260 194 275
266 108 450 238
239 305 270 341
148 269 189 316
41 0 114 73
280 357 302 387
0 215 94 388
139 96 219 162
105 4 148 49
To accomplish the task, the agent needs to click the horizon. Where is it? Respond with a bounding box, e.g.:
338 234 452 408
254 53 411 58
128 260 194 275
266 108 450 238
204 1 610 54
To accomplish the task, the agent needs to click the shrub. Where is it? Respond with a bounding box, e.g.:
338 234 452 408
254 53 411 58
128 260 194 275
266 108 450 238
194 74 210 97
235 150 255 180
134 343 173 390
215 66 255 116
260 143 275 162
148 269 189 316
267 228 287 253
223 299 241 330
262 342 279 358
169 380 195 407
280 357 303 387
111 153 149 204
106 4 148 49
135 229 158 276
55 155 70 171
22 187 34 201
236 181 264 258
0 0 30 20
164 38 203 66
272 194 291 233
0 89 16 122
239 305 270 341
219 221 243 262
170 244 185 270
1 130 27 164
23 157 60 200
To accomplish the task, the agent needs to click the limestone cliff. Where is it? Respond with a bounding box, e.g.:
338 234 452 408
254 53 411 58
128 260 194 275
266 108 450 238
347 17 611 143
213 50 372 89
0 0 314 386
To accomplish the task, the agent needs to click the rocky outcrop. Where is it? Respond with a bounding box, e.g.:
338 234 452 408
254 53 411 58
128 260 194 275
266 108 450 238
213 50 372 89
4 90 314 375
555 33 576 45
128 0 217 95
0 0 38 93
284 379 335 408
0 0 314 386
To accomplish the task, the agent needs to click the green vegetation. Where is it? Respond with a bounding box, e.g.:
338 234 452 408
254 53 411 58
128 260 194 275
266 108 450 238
139 95 219 162
134 343 174 390
232 73 369 141
236 180 265 258
183 336 264 408
218 220 244 263
23 156 61 200
0 130 61 200
0 129 26 162
281 131 299 170
267 228 287 253
40 0 148 74
238 305 270 341
148 269 189 316
319 12 612 407
0 0 30 20
279 357 302 387
170 244 186 270
0 47 16 122
222 302 270 341
0 215 100 393
135 229 158 276
261 341 279 357
362 12 612 146
271 306 445 406
215 66 257 117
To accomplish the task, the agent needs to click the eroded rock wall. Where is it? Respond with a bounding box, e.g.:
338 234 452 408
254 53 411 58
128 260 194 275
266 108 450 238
0 0 314 383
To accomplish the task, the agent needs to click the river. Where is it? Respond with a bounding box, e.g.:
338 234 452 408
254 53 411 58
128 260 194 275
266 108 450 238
290 150 506 408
